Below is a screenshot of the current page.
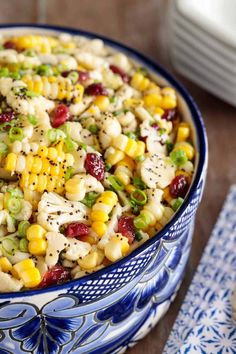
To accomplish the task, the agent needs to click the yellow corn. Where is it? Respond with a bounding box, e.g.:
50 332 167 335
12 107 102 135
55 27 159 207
173 142 195 160
143 93 162 107
154 107 165 116
105 148 125 166
28 239 47 256
93 95 110 111
160 96 177 109
123 98 144 109
112 135 145 159
117 156 135 171
27 224 46 241
22 75 84 103
131 72 150 91
0 257 12 272
11 35 58 53
91 210 109 223
5 153 17 172
65 178 81 194
91 221 107 238
5 143 73 194
104 234 130 262
163 187 172 204
114 165 132 186
91 191 118 237
176 123 190 142
125 184 136 194
21 267 41 288
12 259 35 279
78 250 104 270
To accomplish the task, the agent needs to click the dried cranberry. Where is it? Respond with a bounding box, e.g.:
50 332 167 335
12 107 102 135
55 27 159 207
118 215 135 244
65 222 89 238
39 265 71 288
0 111 15 123
109 64 130 83
85 83 108 96
3 41 17 50
51 104 70 128
169 174 189 198
162 109 177 121
84 153 105 181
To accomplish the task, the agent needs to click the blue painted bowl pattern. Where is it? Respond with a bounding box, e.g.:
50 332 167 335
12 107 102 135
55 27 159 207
0 25 208 354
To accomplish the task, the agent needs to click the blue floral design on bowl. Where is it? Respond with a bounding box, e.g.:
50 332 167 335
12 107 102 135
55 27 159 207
0 24 208 354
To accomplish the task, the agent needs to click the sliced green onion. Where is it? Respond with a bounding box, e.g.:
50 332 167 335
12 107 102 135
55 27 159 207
135 231 143 241
130 200 140 215
1 237 18 256
47 128 66 142
105 163 112 172
126 132 137 140
0 142 8 156
27 115 38 126
159 128 166 136
170 149 188 166
18 220 30 238
0 120 16 132
9 127 24 142
88 124 99 134
24 49 36 57
9 72 21 80
0 67 9 77
68 71 79 84
36 64 53 76
19 238 28 252
6 197 22 214
137 67 148 76
65 167 75 181
108 175 124 191
172 197 184 211
25 90 39 98
131 189 147 206
133 176 147 190
81 192 99 208
133 214 148 229
0 179 5 188
64 137 76 152
78 142 87 151
135 155 145 162
166 141 174 154
7 187 23 199
109 96 116 103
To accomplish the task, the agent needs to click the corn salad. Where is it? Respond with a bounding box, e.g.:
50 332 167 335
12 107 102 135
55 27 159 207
0 33 195 292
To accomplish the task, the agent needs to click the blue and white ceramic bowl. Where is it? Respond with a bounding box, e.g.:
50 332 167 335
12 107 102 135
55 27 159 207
0 25 208 354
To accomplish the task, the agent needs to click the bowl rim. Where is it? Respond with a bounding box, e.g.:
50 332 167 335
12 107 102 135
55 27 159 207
0 24 208 299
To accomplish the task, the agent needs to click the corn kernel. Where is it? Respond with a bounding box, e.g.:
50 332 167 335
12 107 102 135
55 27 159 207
94 95 110 111
99 191 118 204
12 258 35 279
36 174 48 193
0 257 12 272
65 178 82 194
176 123 190 142
91 210 109 222
25 154 34 171
154 107 165 116
161 96 177 109
143 93 162 107
48 147 58 160
5 153 17 172
28 239 47 256
38 146 48 158
133 141 145 158
163 187 172 204
140 209 156 227
106 149 125 166
27 224 46 241
21 267 41 288
28 173 38 191
124 139 137 158
92 221 107 238
117 156 135 170
174 142 194 160
78 251 104 270
125 184 136 194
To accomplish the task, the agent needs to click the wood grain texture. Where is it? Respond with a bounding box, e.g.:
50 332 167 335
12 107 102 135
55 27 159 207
0 0 37 23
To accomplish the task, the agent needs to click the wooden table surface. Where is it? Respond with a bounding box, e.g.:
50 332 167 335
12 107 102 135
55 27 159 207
1 0 235 352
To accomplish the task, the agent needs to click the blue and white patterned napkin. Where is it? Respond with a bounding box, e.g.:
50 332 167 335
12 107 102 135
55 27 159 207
164 185 236 354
